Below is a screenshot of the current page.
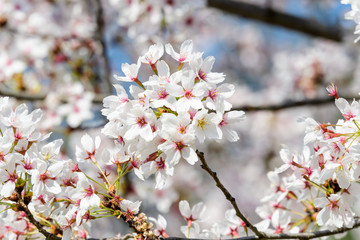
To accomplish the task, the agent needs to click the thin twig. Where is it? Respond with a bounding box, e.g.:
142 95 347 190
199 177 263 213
196 151 265 238
207 0 343 42
15 190 62 240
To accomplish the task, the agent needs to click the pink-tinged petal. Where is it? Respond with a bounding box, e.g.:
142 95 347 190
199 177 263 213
165 43 179 60
202 56 215 73
218 83 235 98
45 181 61 195
206 72 225 84
205 124 221 140
192 202 206 219
337 170 351 189
195 127 206 143
89 194 101 207
227 111 246 121
81 134 94 152
175 98 191 113
33 181 43 196
181 71 195 91
182 147 198 165
166 84 183 97
158 214 167 229
140 125 155 142
134 168 145 181
62 229 73 240
95 136 101 149
179 200 191 218
1 181 15 197
335 98 348 114
192 83 206 97
114 84 127 96
157 60 170 77
331 209 343 228
124 125 139 141
159 141 173 152
0 171 7 182
37 160 48 173
314 197 328 208
155 172 167 189
222 126 239 142
166 148 181 166
114 74 132 82
80 199 90 210
48 162 63 177
188 98 203 110
180 40 193 57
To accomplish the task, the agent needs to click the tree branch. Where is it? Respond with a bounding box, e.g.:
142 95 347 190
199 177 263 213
15 190 62 240
0 87 106 104
93 0 113 94
165 218 360 239
1 25 97 42
196 151 265 238
207 0 343 42
232 95 359 112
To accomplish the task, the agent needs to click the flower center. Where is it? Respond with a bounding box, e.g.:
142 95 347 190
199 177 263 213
184 90 193 99
136 117 147 127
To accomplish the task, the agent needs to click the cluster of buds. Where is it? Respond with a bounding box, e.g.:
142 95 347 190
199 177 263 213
341 0 360 42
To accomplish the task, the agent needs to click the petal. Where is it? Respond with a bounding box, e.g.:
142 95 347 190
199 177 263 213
81 134 94 152
182 147 198 165
179 200 191 218
1 181 15 197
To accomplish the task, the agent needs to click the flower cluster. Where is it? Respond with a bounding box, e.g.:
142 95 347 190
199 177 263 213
0 40 245 239
0 0 99 129
256 87 360 234
151 200 248 239
341 0 360 42
102 40 245 189
108 0 208 45
0 97 103 239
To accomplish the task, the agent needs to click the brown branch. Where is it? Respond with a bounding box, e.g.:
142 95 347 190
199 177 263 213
2 84 358 113
93 0 113 94
0 87 106 104
165 218 360 239
207 0 343 42
1 25 98 42
233 96 359 112
196 151 265 238
15 190 61 240
87 218 360 240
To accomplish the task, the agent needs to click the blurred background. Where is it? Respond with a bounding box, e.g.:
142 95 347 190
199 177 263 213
0 0 359 239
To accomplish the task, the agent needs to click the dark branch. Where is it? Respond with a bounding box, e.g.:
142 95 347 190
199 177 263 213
196 151 265 238
1 25 98 42
87 219 360 240
94 0 113 94
165 218 360 239
0 88 106 104
233 96 359 112
15 190 61 240
207 0 343 42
